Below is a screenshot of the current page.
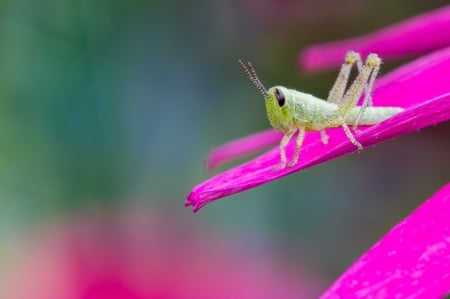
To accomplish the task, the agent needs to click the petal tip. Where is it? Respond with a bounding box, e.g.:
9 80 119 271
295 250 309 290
205 157 218 172
185 193 203 213
298 48 318 71
184 195 194 207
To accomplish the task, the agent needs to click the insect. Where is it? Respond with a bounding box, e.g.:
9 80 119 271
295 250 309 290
239 51 404 170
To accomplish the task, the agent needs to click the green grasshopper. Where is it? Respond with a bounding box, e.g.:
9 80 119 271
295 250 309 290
239 51 403 169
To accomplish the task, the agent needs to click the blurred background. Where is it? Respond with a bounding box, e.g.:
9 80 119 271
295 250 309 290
0 0 449 298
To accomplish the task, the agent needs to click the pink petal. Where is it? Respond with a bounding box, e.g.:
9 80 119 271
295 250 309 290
320 183 450 299
186 47 450 211
299 5 450 71
207 129 282 171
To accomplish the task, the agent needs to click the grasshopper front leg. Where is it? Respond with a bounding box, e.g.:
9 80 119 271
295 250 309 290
288 127 306 168
273 129 296 170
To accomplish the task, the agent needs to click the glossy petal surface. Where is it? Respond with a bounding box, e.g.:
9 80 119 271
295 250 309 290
320 183 450 299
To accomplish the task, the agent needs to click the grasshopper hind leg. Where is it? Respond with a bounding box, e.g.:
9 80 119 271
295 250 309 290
341 122 363 151
327 51 364 104
321 53 382 151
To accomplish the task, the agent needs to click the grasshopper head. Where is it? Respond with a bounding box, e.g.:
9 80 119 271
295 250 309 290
238 60 293 133
265 86 294 133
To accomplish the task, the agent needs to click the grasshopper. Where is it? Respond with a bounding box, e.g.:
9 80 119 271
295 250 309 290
239 51 403 169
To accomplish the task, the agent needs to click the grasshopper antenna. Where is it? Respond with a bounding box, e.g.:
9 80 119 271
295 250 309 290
238 60 268 97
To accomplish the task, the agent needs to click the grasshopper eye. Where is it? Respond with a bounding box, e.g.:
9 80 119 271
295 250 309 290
275 88 285 107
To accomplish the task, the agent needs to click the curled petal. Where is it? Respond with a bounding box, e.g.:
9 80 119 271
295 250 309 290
186 47 450 211
320 183 450 298
299 5 450 71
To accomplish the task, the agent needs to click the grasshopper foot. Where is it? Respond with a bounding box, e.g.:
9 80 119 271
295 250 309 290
287 159 299 168
272 163 287 171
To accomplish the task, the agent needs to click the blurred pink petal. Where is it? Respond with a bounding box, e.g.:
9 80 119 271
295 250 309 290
320 183 450 299
186 47 450 211
1 209 324 299
299 5 450 71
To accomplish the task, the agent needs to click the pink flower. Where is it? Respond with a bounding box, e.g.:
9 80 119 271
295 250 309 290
299 5 450 71
319 183 450 298
186 46 450 212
